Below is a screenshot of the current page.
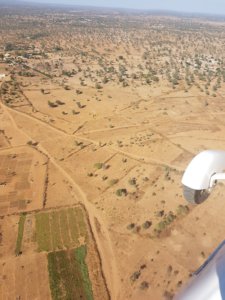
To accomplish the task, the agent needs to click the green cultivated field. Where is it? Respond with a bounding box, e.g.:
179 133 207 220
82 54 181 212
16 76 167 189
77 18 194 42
15 212 26 256
48 246 93 300
35 207 94 299
35 212 51 251
35 207 88 252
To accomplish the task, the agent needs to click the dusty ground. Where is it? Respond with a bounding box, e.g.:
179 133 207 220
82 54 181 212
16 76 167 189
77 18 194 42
0 252 51 300
0 146 47 215
1 4 225 300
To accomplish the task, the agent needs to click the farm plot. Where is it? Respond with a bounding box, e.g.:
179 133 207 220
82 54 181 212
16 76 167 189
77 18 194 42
15 213 26 256
1 205 108 300
0 146 47 215
35 207 88 252
0 214 19 259
35 206 109 300
45 162 80 208
48 246 93 300
0 252 51 300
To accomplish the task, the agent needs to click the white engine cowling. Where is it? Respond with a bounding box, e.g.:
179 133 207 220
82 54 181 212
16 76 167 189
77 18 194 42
182 150 225 190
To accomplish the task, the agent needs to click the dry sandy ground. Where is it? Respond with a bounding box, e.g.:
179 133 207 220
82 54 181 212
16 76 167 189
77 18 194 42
0 146 47 215
2 63 225 300
0 252 51 300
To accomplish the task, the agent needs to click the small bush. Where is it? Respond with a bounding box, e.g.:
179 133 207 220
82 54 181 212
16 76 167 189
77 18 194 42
176 205 189 216
154 221 167 234
130 271 141 282
140 281 149 290
155 210 164 218
127 223 135 230
94 162 104 169
142 221 152 229
76 89 83 95
95 83 102 89
128 178 136 186
133 225 141 233
116 189 128 197
27 140 38 146
163 291 174 300
164 212 176 225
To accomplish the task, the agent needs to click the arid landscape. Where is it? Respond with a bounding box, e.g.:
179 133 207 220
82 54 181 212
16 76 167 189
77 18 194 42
2 2 225 299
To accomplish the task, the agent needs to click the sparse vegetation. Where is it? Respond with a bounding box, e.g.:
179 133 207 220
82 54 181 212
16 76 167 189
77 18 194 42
1 5 224 299
142 221 152 229
94 162 104 169
130 271 141 282
127 223 135 230
116 188 128 197
176 205 190 216
140 281 150 290
15 213 26 256
154 212 176 235
128 178 136 186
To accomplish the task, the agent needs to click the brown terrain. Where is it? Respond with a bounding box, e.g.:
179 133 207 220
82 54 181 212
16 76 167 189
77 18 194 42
1 3 225 300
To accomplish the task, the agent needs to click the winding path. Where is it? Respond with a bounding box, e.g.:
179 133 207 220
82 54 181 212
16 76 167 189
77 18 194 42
0 101 119 299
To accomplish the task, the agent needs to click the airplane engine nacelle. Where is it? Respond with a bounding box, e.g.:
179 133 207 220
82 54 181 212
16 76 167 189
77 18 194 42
182 150 225 204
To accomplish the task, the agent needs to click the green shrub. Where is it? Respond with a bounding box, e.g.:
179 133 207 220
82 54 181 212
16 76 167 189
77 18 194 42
128 178 136 186
116 189 128 197
127 223 135 230
130 271 141 282
142 221 152 229
155 221 167 232
94 162 104 169
176 205 189 216
164 212 176 225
